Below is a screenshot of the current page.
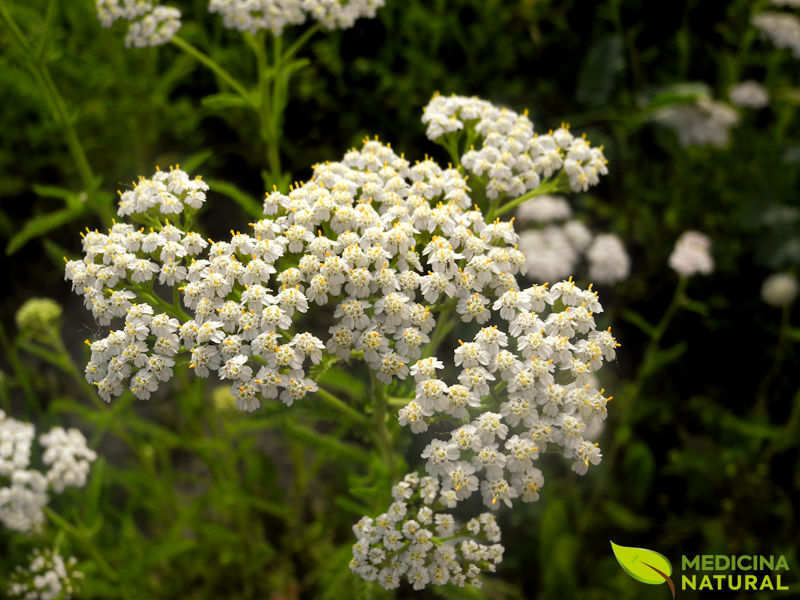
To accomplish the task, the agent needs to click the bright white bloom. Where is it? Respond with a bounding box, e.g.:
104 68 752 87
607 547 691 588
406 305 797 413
761 272 798 306
96 0 153 26
753 12 800 58
7 548 83 600
423 94 608 197
587 234 630 284
669 231 713 277
730 80 769 108
209 0 385 35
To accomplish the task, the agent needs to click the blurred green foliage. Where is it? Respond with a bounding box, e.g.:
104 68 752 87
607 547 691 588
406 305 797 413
1 0 799 598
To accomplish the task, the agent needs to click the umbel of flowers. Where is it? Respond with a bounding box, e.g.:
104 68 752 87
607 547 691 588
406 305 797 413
65 94 617 590
0 411 97 533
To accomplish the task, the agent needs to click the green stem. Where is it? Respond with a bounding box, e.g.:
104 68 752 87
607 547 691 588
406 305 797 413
422 300 457 358
0 1 97 194
370 371 395 477
489 171 570 219
170 35 252 103
755 303 791 415
315 386 369 425
43 507 119 582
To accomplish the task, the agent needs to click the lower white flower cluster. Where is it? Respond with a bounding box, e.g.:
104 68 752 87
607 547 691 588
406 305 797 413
96 0 181 47
0 411 97 533
352 277 616 590
209 0 385 35
422 94 609 197
516 195 630 284
7 548 83 600
350 473 504 590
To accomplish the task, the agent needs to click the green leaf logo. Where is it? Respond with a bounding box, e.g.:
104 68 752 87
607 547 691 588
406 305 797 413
610 541 675 598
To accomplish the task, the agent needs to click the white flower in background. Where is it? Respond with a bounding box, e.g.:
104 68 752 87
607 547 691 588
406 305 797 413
39 428 98 493
208 0 385 35
761 272 798 306
516 195 571 223
752 12 800 58
422 94 609 197
654 97 740 147
125 6 182 47
587 234 630 284
518 227 579 282
96 0 153 26
729 81 769 109
771 0 800 6
669 231 713 277
8 548 83 600
0 412 96 532
96 1 181 46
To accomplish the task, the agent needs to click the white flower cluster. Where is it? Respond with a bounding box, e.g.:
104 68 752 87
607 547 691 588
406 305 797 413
422 95 609 197
753 11 800 58
67 98 619 590
653 98 740 147
668 231 713 277
515 194 572 223
515 197 629 285
0 411 96 533
761 272 798 307
350 472 504 590
729 81 769 109
208 0 385 35
8 548 83 600
95 0 181 47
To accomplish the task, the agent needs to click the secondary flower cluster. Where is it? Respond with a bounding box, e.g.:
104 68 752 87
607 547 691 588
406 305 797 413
350 472 504 590
669 231 714 277
753 10 800 59
422 94 609 196
515 195 629 284
209 0 385 34
729 81 769 109
0 411 97 532
96 0 181 47
653 96 740 148
7 548 83 600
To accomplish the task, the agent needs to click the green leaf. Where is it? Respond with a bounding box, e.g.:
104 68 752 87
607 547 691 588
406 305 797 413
610 541 672 585
6 204 86 255
206 177 263 219
621 309 657 337
201 92 251 111
180 149 213 174
642 342 687 376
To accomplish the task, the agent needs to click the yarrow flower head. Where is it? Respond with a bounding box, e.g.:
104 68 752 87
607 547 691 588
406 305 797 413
96 0 181 46
7 548 83 600
669 231 713 277
208 0 385 34
422 94 609 197
761 272 798 307
653 95 740 147
729 81 769 109
0 411 96 532
66 96 619 590
753 11 800 58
